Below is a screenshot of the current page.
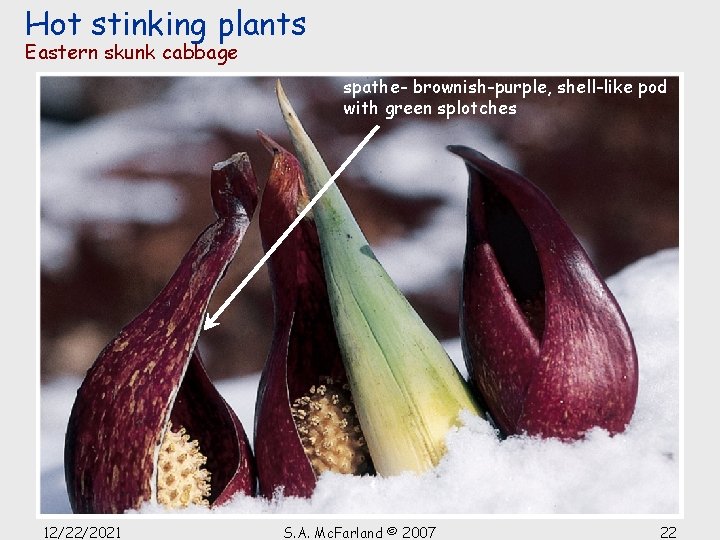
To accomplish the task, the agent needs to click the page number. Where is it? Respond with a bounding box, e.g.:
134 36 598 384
660 526 677 539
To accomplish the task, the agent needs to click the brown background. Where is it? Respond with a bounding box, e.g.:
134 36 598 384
40 76 679 382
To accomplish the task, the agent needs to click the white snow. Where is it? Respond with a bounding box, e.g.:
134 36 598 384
356 120 516 292
40 248 680 515
39 78 301 275
39 78 507 292
40 117 184 273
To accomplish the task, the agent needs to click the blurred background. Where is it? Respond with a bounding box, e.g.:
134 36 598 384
40 76 679 383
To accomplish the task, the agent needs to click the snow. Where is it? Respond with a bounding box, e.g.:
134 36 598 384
39 77 501 291
41 117 184 272
373 205 468 292
40 248 680 514
357 120 516 293
40 78 301 275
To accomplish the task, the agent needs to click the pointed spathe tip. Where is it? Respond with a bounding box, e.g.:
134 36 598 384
275 79 297 126
447 145 492 164
257 129 281 154
275 78 286 100
274 81 332 196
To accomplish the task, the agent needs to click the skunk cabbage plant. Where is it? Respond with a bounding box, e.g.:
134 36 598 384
451 146 638 440
252 81 482 499
65 154 258 513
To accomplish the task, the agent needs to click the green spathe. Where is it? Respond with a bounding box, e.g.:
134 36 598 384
276 80 482 475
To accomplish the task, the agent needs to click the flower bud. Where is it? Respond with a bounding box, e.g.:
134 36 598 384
270 81 482 481
64 153 258 512
451 145 638 439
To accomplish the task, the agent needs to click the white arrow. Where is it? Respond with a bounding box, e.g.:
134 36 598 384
204 124 380 331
